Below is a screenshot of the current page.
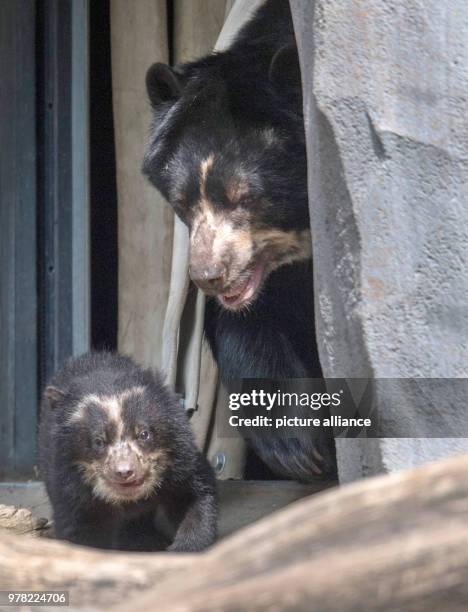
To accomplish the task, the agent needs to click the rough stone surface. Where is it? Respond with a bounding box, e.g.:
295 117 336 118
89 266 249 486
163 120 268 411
291 0 468 481
0 504 49 536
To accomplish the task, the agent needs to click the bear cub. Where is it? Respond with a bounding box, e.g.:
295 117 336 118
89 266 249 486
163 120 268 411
38 352 217 552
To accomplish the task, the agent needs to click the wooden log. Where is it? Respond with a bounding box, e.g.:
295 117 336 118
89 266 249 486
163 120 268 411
125 452 468 612
0 532 192 607
2 454 468 611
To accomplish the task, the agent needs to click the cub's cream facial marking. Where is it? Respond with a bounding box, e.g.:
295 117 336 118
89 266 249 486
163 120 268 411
99 386 146 439
78 448 169 505
68 386 145 426
71 386 169 504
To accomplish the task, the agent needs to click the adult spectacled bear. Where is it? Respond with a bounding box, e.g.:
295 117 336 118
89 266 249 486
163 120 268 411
143 0 336 480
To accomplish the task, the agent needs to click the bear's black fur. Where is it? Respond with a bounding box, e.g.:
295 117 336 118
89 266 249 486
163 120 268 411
143 0 336 480
38 352 217 551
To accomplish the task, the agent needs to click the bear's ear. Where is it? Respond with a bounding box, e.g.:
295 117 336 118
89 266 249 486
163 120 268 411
146 63 182 107
44 386 66 409
268 44 302 90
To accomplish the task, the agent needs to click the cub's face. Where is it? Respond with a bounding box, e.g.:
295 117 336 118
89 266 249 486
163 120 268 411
142 61 310 311
53 385 171 504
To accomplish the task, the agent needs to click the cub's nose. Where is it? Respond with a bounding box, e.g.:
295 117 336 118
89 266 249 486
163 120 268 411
114 463 135 481
189 263 226 293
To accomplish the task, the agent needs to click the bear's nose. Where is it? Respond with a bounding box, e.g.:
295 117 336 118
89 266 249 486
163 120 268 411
114 463 135 481
189 263 226 293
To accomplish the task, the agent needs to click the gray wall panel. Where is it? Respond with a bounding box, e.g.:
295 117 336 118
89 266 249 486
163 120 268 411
0 0 38 478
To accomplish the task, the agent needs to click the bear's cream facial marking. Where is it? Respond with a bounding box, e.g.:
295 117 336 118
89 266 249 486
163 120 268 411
199 154 214 199
71 387 168 504
68 386 145 425
215 227 311 311
190 209 311 310
225 175 250 205
78 448 169 505
188 155 312 311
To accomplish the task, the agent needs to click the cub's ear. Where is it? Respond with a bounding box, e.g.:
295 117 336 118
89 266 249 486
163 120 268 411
146 63 182 107
268 44 302 90
43 386 66 409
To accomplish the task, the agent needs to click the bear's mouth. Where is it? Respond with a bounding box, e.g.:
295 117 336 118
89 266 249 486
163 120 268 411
107 477 146 493
218 259 266 311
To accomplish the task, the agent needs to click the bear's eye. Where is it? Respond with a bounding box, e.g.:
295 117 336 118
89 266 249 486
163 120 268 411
93 436 105 449
138 429 151 441
170 200 192 227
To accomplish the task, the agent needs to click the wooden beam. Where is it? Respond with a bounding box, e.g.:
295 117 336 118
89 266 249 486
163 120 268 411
111 0 173 369
2 454 468 611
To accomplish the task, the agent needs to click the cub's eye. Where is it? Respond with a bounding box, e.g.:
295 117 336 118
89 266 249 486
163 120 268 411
138 429 151 441
93 436 105 449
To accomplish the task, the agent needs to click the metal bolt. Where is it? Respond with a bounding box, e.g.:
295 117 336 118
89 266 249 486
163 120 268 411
212 452 226 474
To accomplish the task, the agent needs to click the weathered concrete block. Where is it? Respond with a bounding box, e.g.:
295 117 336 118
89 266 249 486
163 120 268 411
291 0 468 480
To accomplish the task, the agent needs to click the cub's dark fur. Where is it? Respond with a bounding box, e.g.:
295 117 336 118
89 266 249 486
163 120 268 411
143 0 336 480
38 352 217 552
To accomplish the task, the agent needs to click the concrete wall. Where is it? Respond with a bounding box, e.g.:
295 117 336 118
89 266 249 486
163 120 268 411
291 0 468 481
